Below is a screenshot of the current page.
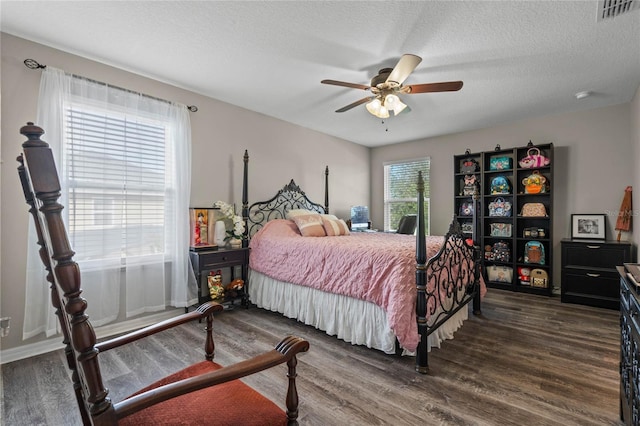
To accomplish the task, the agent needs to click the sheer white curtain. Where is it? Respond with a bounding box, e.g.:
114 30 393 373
23 67 196 339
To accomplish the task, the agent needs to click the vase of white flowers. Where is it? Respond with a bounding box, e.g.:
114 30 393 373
212 200 245 247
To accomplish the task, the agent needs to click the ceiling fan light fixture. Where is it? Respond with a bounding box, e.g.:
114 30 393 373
366 98 389 118
385 93 399 105
385 94 407 115
366 98 381 114
322 54 463 117
393 102 407 115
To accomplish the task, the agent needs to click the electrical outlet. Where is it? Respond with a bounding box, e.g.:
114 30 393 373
0 317 10 337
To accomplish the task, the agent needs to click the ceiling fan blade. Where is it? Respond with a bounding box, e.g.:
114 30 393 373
405 81 464 94
385 54 422 85
321 79 371 91
335 96 374 113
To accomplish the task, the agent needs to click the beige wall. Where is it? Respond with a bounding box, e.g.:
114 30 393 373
371 102 636 288
0 34 370 354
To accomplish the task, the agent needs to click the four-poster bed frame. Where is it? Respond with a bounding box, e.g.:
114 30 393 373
240 150 481 373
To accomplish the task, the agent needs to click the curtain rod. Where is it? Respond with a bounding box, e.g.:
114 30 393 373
24 59 198 112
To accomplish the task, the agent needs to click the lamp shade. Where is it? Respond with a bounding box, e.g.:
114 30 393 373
365 98 380 116
366 98 389 118
385 94 407 115
392 101 407 115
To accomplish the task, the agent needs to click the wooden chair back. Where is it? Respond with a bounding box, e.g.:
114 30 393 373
18 122 99 423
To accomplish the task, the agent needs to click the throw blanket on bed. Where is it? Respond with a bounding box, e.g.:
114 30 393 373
249 219 457 351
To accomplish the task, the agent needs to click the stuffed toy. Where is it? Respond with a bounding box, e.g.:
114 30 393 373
225 278 244 291
224 278 244 299
207 270 224 300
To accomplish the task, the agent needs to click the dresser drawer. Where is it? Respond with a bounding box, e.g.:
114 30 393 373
563 243 630 269
563 271 620 300
621 275 632 312
627 290 640 339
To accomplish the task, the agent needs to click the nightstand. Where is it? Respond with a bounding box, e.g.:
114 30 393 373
561 239 634 309
189 247 250 308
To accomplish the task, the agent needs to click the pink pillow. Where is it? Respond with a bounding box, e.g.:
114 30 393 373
292 214 326 237
322 218 350 236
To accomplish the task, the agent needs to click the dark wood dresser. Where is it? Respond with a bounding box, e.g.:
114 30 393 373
561 239 634 309
618 267 640 425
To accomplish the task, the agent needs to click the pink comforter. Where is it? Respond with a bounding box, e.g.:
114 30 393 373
249 219 464 351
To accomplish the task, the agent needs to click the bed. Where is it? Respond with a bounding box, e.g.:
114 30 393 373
240 151 484 373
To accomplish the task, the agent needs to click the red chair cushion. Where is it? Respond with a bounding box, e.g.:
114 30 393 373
119 361 287 425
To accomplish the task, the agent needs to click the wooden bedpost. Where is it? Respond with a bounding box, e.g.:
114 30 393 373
414 171 429 374
472 189 482 314
324 166 329 214
242 150 249 248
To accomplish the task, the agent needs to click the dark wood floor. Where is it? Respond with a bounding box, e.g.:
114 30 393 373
1 289 623 425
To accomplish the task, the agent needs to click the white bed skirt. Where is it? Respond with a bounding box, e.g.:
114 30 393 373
248 269 468 355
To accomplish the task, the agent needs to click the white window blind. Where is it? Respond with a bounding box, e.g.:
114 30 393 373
64 107 167 265
383 158 430 233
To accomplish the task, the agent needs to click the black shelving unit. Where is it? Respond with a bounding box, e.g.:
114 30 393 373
454 142 554 295
453 151 482 238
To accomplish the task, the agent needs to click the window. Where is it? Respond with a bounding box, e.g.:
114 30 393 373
24 66 194 338
64 106 168 264
383 158 430 233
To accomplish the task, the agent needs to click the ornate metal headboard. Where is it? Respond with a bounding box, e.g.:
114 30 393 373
246 180 327 237
241 151 329 239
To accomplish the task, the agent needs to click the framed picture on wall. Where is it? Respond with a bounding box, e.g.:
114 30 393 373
571 214 606 240
189 207 222 250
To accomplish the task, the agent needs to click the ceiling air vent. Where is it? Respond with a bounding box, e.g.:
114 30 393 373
598 0 639 21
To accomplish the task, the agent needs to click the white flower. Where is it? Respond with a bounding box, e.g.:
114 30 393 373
213 201 245 240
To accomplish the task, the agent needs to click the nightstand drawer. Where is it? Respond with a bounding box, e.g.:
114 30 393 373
199 250 247 268
563 243 629 269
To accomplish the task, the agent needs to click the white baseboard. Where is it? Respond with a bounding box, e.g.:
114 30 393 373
0 309 183 365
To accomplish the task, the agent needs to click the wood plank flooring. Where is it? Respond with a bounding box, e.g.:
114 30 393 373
1 289 623 425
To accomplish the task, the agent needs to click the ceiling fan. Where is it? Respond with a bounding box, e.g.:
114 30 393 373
321 54 463 118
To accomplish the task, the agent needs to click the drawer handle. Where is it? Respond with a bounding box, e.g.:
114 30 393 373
586 273 600 278
586 245 601 249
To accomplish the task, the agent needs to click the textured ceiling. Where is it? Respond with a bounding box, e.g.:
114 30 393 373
1 1 639 147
